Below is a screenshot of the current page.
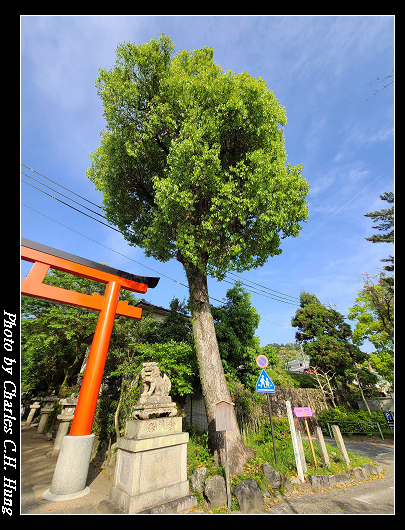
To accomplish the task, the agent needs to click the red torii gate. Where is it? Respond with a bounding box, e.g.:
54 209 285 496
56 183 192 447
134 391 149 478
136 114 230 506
21 238 159 437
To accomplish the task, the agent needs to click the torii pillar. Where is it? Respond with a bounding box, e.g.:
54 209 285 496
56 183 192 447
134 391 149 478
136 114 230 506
21 238 159 500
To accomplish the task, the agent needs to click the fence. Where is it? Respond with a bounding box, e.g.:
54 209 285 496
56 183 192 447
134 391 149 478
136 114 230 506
319 419 385 439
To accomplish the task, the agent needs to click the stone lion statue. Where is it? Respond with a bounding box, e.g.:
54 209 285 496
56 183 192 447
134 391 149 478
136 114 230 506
132 362 176 419
140 362 171 398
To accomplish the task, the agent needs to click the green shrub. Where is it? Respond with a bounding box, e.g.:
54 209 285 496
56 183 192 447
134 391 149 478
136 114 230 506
317 406 392 437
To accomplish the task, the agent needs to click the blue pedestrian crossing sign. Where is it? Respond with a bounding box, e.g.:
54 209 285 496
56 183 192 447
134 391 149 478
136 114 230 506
256 369 276 393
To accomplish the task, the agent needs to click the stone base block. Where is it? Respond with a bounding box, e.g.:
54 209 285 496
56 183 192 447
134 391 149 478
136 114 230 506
138 494 197 514
110 417 196 514
110 480 191 514
43 434 94 500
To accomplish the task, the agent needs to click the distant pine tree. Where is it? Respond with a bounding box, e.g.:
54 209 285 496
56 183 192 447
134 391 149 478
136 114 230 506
364 191 394 277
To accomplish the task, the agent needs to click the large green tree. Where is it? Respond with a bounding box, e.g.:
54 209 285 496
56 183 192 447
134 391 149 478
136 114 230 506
291 291 366 385
348 272 394 387
87 35 309 472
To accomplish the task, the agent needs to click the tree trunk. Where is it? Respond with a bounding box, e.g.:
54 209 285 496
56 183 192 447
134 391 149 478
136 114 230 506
355 374 372 415
114 393 123 442
181 255 255 474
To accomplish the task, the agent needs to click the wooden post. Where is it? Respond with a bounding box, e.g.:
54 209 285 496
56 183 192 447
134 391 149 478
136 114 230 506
302 407 317 468
315 426 331 469
331 424 350 466
224 431 231 510
286 401 304 482
214 401 234 510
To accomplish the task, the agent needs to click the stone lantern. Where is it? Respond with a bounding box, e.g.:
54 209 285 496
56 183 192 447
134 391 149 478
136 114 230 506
25 400 41 427
52 396 78 452
37 395 59 434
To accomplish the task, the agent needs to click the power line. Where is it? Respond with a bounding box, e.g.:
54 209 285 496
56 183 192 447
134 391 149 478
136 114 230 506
21 178 123 233
21 203 302 319
306 171 388 238
21 203 190 290
225 271 301 303
22 178 300 306
221 278 299 306
21 164 103 209
21 173 109 221
20 163 301 307
22 202 322 339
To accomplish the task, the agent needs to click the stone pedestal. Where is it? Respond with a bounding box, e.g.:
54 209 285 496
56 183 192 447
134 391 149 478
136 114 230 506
110 417 196 514
132 395 177 419
25 401 40 427
37 395 58 434
53 397 78 452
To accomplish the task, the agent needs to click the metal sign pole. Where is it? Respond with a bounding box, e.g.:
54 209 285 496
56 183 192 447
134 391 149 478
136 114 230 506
266 393 278 467
254 357 277 468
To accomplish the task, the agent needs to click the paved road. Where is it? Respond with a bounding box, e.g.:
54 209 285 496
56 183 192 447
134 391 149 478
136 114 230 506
21 426 394 515
267 440 394 515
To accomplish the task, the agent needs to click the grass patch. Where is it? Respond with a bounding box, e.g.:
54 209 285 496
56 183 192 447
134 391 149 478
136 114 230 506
185 424 222 478
186 418 377 482
244 418 377 478
184 418 380 512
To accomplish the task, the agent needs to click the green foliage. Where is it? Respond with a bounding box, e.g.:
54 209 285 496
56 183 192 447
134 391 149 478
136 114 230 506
231 381 265 434
245 419 377 479
260 344 279 367
87 34 309 280
212 281 261 388
256 416 299 451
291 291 366 380
159 298 192 343
364 191 394 244
348 273 394 387
364 191 394 281
21 269 133 394
184 423 217 478
135 342 196 396
317 406 392 437
267 342 300 366
265 367 314 388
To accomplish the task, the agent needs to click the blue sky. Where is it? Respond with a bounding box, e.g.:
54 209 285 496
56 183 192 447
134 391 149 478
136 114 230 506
21 15 394 353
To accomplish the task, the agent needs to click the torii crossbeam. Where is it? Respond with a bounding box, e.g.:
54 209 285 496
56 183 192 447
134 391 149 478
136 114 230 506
21 238 159 436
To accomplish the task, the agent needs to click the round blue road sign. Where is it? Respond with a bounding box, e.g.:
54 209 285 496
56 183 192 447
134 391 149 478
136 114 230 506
256 355 268 368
